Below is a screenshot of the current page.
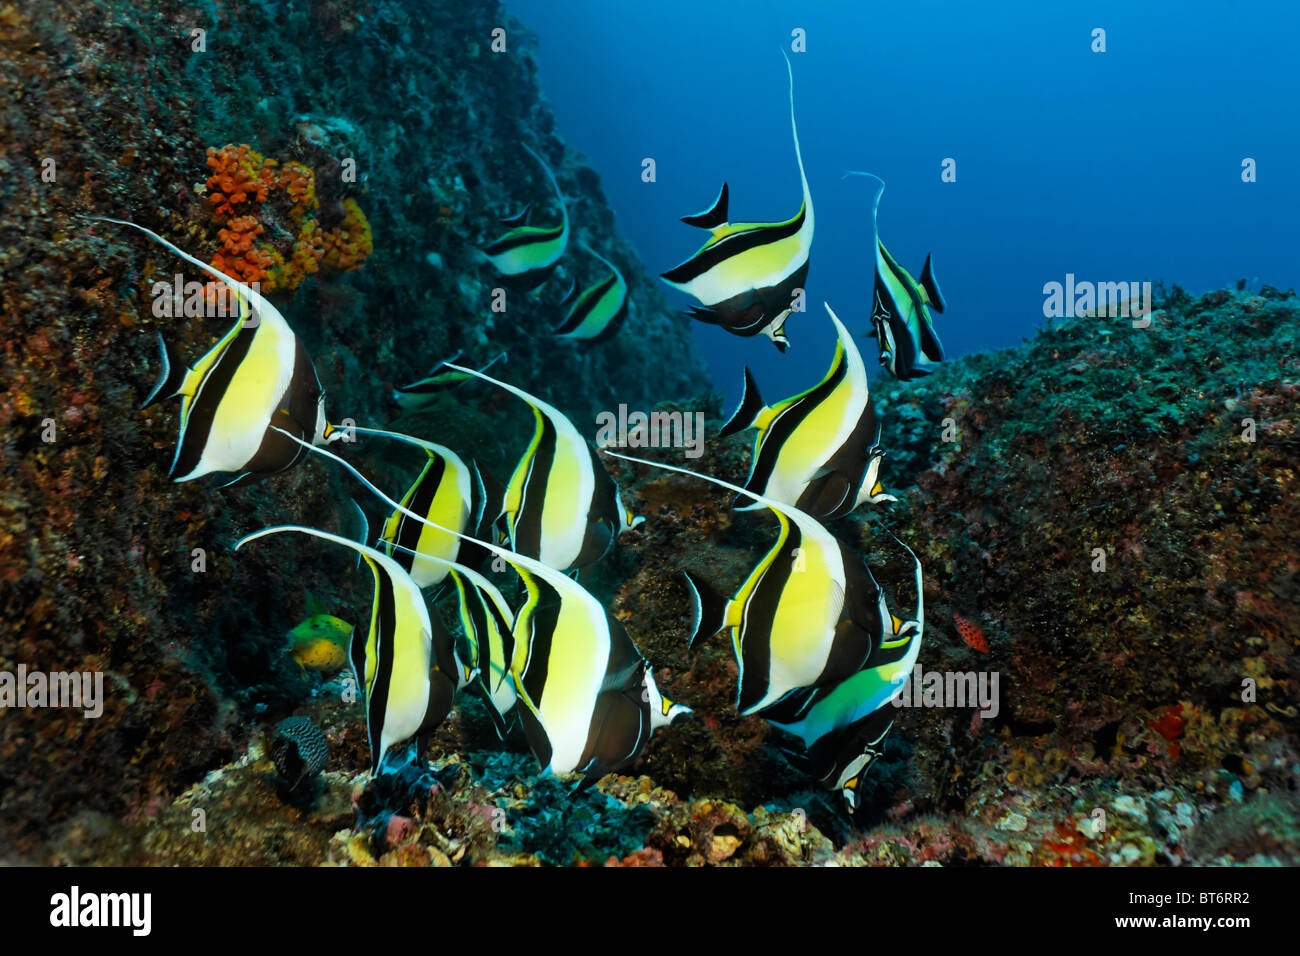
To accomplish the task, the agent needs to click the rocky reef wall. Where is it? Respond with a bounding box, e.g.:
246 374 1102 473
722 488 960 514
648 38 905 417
0 0 708 858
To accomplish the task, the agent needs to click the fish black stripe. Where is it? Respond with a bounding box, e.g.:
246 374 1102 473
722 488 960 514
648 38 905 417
394 455 448 569
519 578 561 706
737 523 799 713
512 414 556 560
583 296 630 344
743 350 847 503
554 274 618 335
367 567 398 771
171 315 261 478
661 206 806 285
483 224 565 256
796 399 880 520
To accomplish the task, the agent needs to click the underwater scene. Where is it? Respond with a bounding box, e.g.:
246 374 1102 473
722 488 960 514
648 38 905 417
2 0 1298 888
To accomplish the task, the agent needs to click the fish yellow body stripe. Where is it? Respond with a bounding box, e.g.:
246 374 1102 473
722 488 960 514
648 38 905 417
194 325 294 476
680 221 811 308
486 232 566 276
535 595 609 773
503 407 543 543
536 424 595 568
406 459 472 587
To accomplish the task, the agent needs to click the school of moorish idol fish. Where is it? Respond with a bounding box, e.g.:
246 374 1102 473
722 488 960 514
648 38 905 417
86 51 950 816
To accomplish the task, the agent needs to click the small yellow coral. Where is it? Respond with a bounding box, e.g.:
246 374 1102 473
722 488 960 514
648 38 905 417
269 219 326 292
320 198 373 272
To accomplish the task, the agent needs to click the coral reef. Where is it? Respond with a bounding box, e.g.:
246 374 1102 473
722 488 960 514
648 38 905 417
2 0 1294 867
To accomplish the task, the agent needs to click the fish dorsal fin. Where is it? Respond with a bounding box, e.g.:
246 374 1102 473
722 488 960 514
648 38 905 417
348 424 462 464
499 204 531 227
841 171 886 238
606 451 833 558
578 241 625 287
719 366 766 438
522 144 568 239
87 216 286 334
680 182 729 230
442 362 581 453
782 51 813 237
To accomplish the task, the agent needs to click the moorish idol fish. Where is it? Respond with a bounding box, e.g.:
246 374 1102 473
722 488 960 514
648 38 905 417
481 144 570 288
659 53 813 352
554 243 630 343
446 562 518 738
607 453 888 717
720 303 897 521
89 216 341 486
763 533 924 813
351 426 493 589
392 350 507 410
843 173 946 381
385 544 519 739
235 526 474 774
443 363 643 572
267 434 690 781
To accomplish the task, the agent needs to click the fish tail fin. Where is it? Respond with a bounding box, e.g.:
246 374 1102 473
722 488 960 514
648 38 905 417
682 570 727 650
142 331 187 409
719 366 764 438
680 183 729 229
919 253 947 314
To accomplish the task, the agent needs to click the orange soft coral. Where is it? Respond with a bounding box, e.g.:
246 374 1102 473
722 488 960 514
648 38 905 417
206 216 281 299
204 145 277 219
319 198 373 272
278 161 319 221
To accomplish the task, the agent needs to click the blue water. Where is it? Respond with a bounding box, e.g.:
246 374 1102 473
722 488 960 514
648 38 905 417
507 0 1300 407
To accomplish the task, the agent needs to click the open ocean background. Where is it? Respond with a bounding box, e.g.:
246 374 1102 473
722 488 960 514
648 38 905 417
507 0 1300 407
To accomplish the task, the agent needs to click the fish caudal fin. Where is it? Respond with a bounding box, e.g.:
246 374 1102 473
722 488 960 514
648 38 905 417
919 253 946 314
719 366 764 438
680 183 729 230
142 331 187 409
682 570 727 650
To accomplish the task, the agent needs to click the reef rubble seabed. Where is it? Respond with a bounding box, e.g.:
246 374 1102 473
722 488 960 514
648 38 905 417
35 284 1300 867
